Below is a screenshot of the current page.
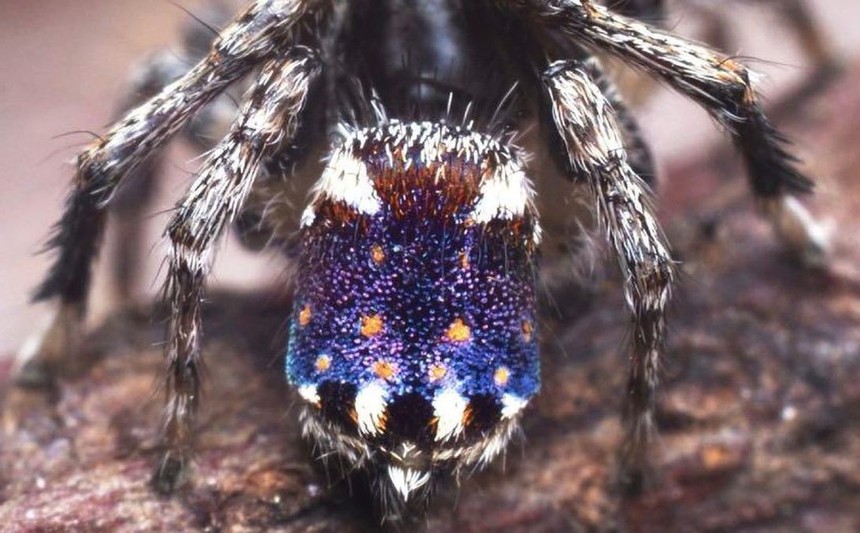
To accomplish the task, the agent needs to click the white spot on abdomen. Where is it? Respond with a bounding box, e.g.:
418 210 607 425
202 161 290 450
309 148 381 217
297 384 320 406
432 388 468 441
355 381 389 436
500 393 528 419
471 161 536 224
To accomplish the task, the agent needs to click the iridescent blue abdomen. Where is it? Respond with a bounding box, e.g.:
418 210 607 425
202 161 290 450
286 121 540 501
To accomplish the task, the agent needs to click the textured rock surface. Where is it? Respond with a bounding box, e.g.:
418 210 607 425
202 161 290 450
2 63 860 533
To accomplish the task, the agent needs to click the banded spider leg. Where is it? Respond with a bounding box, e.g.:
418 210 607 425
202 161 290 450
518 0 828 262
23 0 322 490
543 58 675 490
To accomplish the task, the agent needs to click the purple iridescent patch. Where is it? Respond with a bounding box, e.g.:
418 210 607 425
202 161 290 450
287 121 540 490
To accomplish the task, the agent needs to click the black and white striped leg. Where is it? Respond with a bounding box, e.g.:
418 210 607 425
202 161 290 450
19 50 191 385
21 0 317 386
108 47 208 301
542 60 675 492
581 57 657 187
155 48 322 493
517 0 828 261
110 3 253 300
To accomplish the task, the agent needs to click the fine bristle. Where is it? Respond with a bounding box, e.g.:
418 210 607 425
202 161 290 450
288 120 541 517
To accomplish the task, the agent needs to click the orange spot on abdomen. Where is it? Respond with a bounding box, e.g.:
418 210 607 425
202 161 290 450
428 364 448 382
360 314 384 338
372 360 397 381
299 305 312 327
494 366 510 387
315 354 331 372
445 318 471 343
370 244 386 264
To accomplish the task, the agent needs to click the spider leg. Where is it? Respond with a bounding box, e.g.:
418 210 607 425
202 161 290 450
109 3 240 301
542 59 675 492
154 47 322 493
581 57 657 186
687 0 838 75
515 0 828 262
535 59 656 311
773 0 839 74
109 49 216 302
20 0 318 385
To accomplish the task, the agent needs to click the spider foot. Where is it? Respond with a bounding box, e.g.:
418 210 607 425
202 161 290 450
766 196 831 268
151 451 190 495
15 303 84 388
618 467 645 498
617 450 660 498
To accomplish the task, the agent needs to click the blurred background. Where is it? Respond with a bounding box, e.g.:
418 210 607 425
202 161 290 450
1 0 859 356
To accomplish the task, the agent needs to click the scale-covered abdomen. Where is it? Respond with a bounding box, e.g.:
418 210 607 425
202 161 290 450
287 121 540 500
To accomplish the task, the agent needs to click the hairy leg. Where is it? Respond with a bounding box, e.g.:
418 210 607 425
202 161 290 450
581 57 657 186
542 59 675 492
21 0 317 385
105 2 239 300
513 0 827 261
155 48 322 492
686 0 838 73
109 47 208 301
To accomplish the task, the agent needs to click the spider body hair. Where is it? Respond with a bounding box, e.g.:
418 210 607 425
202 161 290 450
21 0 828 521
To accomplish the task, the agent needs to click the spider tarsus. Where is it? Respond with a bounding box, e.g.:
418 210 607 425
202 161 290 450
15 303 85 387
151 452 189 495
765 196 831 268
14 359 59 389
617 419 661 498
617 461 658 499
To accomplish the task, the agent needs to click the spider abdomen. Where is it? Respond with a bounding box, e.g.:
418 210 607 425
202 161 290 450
286 120 541 502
